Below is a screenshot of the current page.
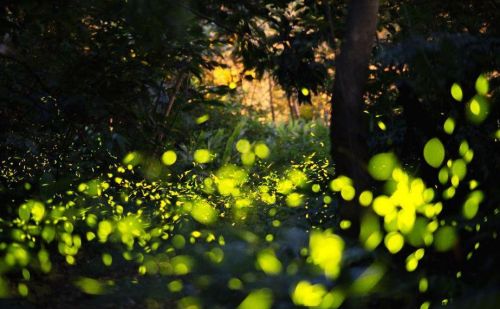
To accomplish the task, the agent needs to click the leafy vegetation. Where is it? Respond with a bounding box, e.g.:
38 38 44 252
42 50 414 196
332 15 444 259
1 1 499 308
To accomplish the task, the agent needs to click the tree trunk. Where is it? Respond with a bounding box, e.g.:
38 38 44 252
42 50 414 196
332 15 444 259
330 0 379 191
330 0 379 234
268 76 276 123
287 96 296 121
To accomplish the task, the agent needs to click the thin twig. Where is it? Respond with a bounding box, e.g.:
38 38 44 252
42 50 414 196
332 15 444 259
166 72 187 117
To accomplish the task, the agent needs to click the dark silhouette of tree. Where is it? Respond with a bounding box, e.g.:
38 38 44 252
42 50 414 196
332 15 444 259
330 0 379 191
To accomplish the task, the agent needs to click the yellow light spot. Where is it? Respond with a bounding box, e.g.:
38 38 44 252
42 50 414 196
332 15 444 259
464 149 474 162
463 190 484 219
340 186 355 201
40 226 55 243
288 169 308 188
423 188 435 203
229 82 237 89
350 264 385 295
309 230 344 279
292 281 326 307
384 232 404 254
443 118 455 134
261 192 276 204
469 180 479 190
406 255 418 272
419 277 428 292
74 277 106 295
216 178 235 196
254 143 270 159
236 139 251 153
443 187 456 199
301 88 310 96
196 114 210 124
330 175 352 191
372 196 395 216
459 140 469 156
360 214 383 250
86 232 96 241
178 296 201 309
368 153 397 181
241 152 256 166
235 198 252 208
168 280 183 292
228 278 243 290
123 151 140 165
434 226 457 252
171 256 193 275
321 290 345 309
466 95 489 124
172 235 186 248
397 209 416 234
78 183 88 192
450 83 463 101
475 74 489 95
438 167 449 184
22 269 30 281
193 149 212 164
340 220 352 230
30 201 45 222
377 121 387 131
238 289 273 309
359 190 373 206
102 253 112 266
277 179 294 195
257 249 282 275
161 150 177 166
420 301 431 309
415 248 425 260
18 283 28 297
98 221 113 242
423 138 445 168
191 200 218 225
470 99 481 115
451 159 467 180
286 193 303 207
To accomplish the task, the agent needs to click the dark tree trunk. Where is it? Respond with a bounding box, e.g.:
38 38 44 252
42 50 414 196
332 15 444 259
330 0 379 191
268 76 276 123
330 0 379 234
287 96 297 121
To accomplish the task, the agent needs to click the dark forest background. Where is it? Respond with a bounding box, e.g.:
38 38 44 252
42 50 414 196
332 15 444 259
1 1 499 308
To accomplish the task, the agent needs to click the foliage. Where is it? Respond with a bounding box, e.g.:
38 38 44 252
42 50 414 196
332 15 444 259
0 77 499 308
1 0 500 308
